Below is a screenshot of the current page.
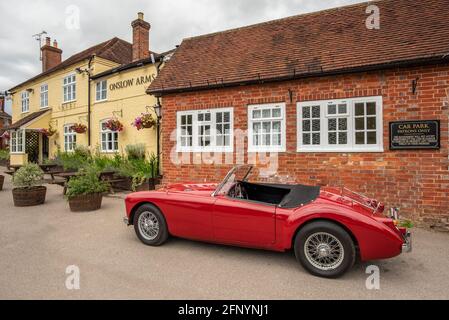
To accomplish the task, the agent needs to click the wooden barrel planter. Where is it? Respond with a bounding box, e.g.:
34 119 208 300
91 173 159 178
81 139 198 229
68 193 103 212
12 186 47 207
135 177 161 192
0 175 4 191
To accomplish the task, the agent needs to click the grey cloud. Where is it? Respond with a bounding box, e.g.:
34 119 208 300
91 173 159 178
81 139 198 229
0 0 364 92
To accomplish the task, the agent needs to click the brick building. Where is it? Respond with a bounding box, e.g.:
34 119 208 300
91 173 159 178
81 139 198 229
148 0 449 229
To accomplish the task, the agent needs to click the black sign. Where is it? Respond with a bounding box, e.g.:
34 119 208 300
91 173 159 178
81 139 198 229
390 120 440 150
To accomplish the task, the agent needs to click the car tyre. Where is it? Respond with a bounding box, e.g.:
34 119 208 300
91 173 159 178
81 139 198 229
133 204 169 246
294 221 356 278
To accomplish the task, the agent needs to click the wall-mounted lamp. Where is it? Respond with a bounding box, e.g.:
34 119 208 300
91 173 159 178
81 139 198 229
26 88 34 94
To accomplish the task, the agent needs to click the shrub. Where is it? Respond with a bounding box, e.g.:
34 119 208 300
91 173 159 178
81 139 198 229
126 144 146 160
56 147 91 171
117 153 158 191
13 164 44 189
65 167 109 200
0 149 10 161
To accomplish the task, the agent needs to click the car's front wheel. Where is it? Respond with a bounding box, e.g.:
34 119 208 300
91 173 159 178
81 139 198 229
294 221 356 278
133 204 169 246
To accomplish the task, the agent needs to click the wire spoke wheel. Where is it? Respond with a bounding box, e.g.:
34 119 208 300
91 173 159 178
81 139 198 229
304 232 345 271
138 211 160 241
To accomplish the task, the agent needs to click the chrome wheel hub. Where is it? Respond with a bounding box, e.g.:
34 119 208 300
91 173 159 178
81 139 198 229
304 232 345 271
138 212 160 241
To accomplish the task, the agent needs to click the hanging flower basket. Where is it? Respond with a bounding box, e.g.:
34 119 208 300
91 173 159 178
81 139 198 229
1 131 10 140
105 118 124 132
132 113 156 131
39 126 57 137
71 123 87 134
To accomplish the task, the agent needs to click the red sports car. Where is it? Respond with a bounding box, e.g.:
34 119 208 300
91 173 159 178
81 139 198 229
124 165 411 278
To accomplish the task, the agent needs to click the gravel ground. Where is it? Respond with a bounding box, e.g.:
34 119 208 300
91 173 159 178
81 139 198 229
1 169 449 300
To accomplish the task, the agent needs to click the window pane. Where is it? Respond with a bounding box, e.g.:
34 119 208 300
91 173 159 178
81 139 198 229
312 106 320 118
224 136 230 146
367 102 376 115
262 109 271 118
273 134 281 146
272 121 281 133
338 118 347 131
272 108 281 118
253 110 261 119
303 120 311 132
263 134 271 145
338 104 347 114
312 119 320 132
302 107 310 119
216 112 222 123
198 113 203 121
253 135 260 146
329 132 337 145
224 124 230 134
262 122 271 133
339 132 348 144
355 118 365 130
216 136 223 146
223 112 230 123
356 132 365 145
328 104 337 115
328 118 337 131
355 103 365 116
253 123 261 133
303 133 311 145
367 132 377 145
312 133 320 145
367 117 376 130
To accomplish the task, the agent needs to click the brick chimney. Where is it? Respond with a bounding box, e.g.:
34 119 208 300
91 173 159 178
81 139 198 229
41 37 62 72
0 96 4 113
131 12 151 62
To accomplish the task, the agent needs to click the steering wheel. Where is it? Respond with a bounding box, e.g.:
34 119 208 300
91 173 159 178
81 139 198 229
234 183 248 200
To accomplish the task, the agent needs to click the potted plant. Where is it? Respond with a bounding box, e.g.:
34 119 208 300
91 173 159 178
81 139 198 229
116 153 160 192
65 168 109 212
71 123 87 134
12 164 46 207
39 124 57 137
105 118 124 132
132 113 156 131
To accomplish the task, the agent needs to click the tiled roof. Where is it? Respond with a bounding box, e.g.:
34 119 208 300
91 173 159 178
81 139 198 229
0 111 11 119
148 0 449 95
7 109 50 130
9 37 157 92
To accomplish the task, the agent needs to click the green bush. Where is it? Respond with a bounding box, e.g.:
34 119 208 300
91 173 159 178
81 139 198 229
13 164 44 189
116 153 158 191
126 144 146 160
56 147 91 171
65 167 109 200
0 149 10 160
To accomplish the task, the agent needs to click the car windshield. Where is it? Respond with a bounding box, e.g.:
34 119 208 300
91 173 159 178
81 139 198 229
213 165 253 196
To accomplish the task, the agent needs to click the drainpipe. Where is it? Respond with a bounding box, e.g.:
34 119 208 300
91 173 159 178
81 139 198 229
87 55 94 147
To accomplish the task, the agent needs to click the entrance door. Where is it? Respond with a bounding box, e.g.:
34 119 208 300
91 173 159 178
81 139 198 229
42 135 49 161
25 131 40 163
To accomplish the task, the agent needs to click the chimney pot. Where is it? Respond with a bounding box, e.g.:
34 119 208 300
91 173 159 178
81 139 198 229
53 40 58 48
138 12 144 20
45 37 51 46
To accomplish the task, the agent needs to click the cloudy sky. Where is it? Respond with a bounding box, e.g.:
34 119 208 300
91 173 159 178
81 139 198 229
0 0 365 113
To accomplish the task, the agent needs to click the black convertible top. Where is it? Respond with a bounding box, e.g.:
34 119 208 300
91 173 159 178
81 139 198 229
241 182 321 208
278 184 321 208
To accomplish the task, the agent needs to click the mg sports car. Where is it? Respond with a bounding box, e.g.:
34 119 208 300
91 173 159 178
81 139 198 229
124 165 411 278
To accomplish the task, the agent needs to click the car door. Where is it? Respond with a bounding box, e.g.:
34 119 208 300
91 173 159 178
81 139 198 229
162 192 215 242
212 196 276 246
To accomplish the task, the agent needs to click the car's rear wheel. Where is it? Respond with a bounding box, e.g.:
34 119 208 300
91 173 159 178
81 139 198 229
294 221 356 278
133 204 168 246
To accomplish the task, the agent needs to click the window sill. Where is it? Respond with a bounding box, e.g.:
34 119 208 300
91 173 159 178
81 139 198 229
176 148 234 153
297 147 384 153
95 99 108 104
62 100 77 104
248 147 286 153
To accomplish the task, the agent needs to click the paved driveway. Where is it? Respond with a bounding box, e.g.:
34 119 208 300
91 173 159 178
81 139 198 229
1 169 449 300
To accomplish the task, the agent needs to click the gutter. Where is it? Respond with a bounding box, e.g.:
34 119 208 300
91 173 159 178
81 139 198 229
147 55 449 96
87 55 94 146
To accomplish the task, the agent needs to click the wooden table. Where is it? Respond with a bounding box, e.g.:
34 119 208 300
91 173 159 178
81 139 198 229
52 172 79 195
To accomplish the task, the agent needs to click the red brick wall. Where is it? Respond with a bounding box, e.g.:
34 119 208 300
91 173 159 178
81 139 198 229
160 64 449 228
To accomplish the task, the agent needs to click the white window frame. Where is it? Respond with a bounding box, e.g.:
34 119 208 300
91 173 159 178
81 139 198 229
248 103 286 153
63 124 77 152
10 130 25 154
176 107 234 153
95 80 107 102
100 120 119 153
40 84 48 108
21 91 29 113
297 96 384 153
63 73 76 103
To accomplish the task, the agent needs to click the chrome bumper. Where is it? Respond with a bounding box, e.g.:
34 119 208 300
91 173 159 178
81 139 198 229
402 231 412 253
123 217 130 226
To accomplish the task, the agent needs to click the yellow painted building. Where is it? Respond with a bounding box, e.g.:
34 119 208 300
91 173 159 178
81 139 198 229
7 13 171 166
